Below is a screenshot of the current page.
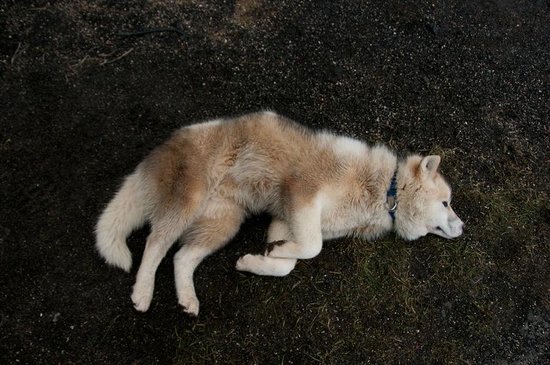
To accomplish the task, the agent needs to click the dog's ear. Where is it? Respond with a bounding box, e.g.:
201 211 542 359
419 155 441 177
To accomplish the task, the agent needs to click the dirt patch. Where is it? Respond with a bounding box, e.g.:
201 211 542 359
1 0 548 364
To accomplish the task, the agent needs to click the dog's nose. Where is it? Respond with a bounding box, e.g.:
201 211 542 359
457 221 465 235
452 220 464 236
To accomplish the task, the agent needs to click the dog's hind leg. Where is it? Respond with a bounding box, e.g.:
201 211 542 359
132 142 210 312
131 189 206 312
236 219 298 276
131 214 190 312
174 201 244 316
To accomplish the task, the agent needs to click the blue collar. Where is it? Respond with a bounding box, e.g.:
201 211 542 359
386 169 398 221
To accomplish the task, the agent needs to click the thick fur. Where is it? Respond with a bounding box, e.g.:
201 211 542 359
95 111 464 315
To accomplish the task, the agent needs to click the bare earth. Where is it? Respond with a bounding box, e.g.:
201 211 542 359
1 1 549 364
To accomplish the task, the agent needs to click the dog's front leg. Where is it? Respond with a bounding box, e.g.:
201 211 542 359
267 199 323 260
236 219 297 276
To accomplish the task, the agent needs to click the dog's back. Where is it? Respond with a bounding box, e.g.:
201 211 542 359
140 111 343 216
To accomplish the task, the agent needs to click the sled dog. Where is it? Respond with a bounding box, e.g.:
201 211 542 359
96 111 464 315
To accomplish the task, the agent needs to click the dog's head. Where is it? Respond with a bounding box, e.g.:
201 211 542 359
395 155 464 241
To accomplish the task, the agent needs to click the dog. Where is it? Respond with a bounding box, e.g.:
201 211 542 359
96 111 464 316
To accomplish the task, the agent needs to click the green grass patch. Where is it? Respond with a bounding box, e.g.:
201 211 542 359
173 152 549 364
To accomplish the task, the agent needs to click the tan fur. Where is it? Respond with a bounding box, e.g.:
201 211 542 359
95 111 464 315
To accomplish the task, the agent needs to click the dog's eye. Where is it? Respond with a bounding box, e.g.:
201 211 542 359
442 201 448 208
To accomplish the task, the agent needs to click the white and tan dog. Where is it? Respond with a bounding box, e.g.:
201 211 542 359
96 111 464 315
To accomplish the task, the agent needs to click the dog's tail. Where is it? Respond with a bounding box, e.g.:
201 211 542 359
95 170 148 272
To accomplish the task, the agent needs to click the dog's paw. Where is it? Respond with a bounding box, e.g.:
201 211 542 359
178 296 200 317
236 254 258 272
236 253 297 277
131 284 153 312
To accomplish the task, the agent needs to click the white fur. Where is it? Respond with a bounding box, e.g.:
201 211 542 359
262 110 278 117
131 220 185 311
267 194 324 260
331 135 368 158
95 170 147 272
187 119 222 130
174 244 210 316
426 201 464 239
236 254 296 276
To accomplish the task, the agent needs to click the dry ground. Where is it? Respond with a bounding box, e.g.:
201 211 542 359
1 0 549 364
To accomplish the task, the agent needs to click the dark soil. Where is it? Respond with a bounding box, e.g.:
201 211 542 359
1 1 548 364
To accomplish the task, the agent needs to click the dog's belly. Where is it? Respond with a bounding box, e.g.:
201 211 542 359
321 211 364 238
320 207 391 241
321 228 353 240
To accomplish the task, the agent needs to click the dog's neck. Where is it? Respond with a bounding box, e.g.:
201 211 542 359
386 165 398 221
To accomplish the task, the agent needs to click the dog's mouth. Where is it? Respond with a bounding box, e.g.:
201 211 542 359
431 226 454 239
